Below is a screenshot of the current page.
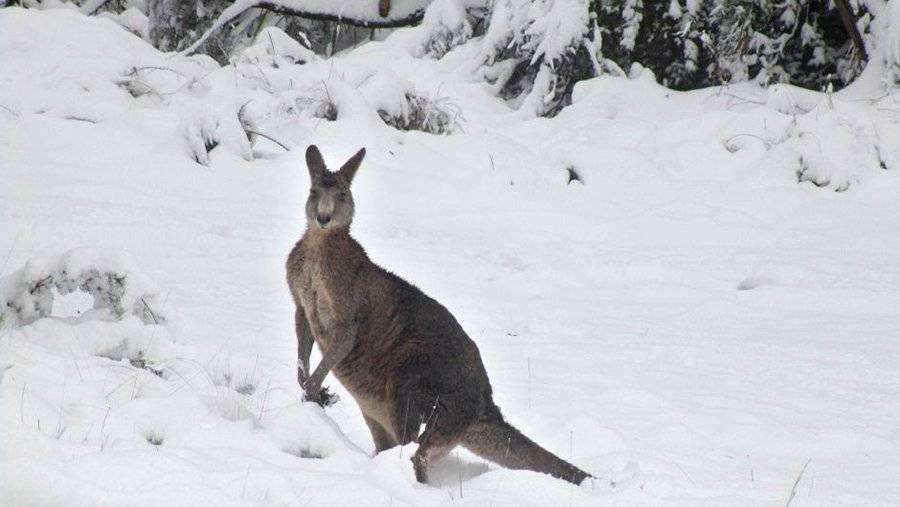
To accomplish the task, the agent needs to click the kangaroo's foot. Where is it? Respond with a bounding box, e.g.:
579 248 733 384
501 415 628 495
411 429 459 484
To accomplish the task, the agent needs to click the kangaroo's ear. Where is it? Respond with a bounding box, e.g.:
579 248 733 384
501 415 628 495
338 147 366 183
305 145 326 181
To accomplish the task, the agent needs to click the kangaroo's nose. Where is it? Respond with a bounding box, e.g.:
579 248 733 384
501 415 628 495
316 214 331 227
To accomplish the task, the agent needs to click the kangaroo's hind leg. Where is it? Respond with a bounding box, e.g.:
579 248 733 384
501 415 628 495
411 427 460 484
410 400 470 484
363 414 398 454
390 393 422 447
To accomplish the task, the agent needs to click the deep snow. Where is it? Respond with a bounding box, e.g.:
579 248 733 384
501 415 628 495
2 6 900 506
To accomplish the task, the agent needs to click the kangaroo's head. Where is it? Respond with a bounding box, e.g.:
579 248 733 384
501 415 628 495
304 145 366 232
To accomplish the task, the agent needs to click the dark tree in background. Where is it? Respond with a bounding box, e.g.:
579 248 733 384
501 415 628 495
147 0 233 61
9 0 890 95
592 0 876 91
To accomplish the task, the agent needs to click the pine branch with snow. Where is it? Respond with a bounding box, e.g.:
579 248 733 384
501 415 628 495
477 0 599 117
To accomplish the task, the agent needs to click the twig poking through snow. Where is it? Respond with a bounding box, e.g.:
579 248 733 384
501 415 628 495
19 382 27 425
0 103 19 118
244 129 291 151
527 356 532 409
457 453 463 498
785 458 812 506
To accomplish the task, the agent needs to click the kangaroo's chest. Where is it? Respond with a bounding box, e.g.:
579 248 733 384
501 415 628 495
297 260 342 347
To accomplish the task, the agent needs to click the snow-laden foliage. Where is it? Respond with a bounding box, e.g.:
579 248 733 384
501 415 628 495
109 52 258 165
0 248 166 327
594 0 888 91
783 94 894 191
97 7 148 39
410 0 489 58
147 0 229 53
238 25 318 68
875 0 900 86
227 27 465 135
378 91 464 134
181 0 432 57
477 0 599 117
177 95 254 165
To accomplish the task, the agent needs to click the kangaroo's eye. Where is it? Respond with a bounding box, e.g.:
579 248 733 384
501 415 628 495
309 189 319 197
337 191 348 200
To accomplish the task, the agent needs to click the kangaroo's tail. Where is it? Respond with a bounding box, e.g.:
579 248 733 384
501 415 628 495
462 412 592 485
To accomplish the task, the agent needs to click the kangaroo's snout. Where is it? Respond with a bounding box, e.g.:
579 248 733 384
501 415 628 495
316 213 331 228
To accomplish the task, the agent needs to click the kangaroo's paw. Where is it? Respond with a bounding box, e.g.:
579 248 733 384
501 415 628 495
411 454 429 484
302 386 339 407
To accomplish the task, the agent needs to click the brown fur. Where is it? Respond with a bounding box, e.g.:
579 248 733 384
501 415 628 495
286 145 592 485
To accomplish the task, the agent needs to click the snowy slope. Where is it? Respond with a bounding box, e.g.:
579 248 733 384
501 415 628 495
2 7 900 505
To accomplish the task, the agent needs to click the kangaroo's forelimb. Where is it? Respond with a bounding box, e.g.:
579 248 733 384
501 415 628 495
302 321 357 403
295 307 314 385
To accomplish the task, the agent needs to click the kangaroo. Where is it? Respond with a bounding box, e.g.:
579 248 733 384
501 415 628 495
286 145 592 485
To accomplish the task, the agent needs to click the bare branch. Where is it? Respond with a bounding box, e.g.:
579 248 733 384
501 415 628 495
785 458 812 507
833 0 868 61
183 0 425 56
80 0 112 15
245 129 291 151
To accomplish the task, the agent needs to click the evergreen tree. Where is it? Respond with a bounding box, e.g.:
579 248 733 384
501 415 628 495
592 0 882 91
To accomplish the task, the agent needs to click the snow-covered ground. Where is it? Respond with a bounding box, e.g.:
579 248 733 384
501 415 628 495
2 7 900 505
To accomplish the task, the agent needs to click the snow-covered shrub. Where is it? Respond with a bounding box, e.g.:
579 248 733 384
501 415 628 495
178 96 254 165
115 55 217 102
232 26 319 95
412 0 490 58
283 445 326 459
0 248 166 327
206 354 262 396
378 91 464 134
477 0 599 117
144 429 165 446
111 55 259 165
873 0 900 87
292 85 339 121
97 7 149 39
94 334 169 377
203 389 261 424
17 0 79 10
778 95 892 191
236 26 317 69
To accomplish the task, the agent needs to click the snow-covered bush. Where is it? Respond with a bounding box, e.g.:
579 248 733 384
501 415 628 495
110 54 263 165
378 91 464 134
412 0 489 58
476 0 599 117
96 7 149 39
0 248 166 327
179 98 255 165
236 26 318 69
874 0 900 87
770 93 895 192
290 84 339 121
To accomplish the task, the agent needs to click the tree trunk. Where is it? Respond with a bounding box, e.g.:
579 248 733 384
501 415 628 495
834 0 868 61
379 0 391 18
